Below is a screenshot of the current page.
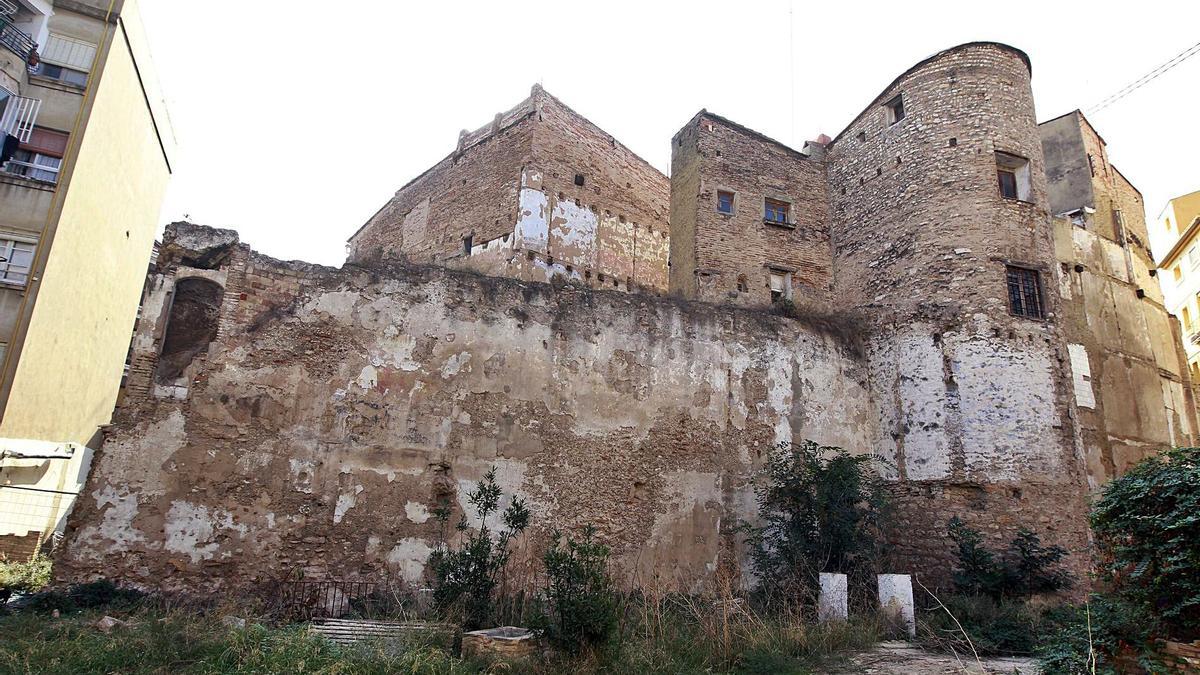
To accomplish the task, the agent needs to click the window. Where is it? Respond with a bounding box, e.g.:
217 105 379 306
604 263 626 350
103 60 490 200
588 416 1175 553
3 127 66 183
764 198 790 225
717 190 734 214
769 270 792 303
884 95 905 124
1006 265 1044 319
40 34 96 74
1185 306 1194 332
1088 154 1096 177
1175 265 1183 283
37 63 88 87
463 234 473 255
995 152 1031 202
736 274 748 293
0 237 35 287
1188 247 1200 270
574 173 585 187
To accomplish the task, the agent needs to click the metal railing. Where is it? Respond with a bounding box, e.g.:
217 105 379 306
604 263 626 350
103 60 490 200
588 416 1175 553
0 92 39 143
271 577 415 621
0 15 35 63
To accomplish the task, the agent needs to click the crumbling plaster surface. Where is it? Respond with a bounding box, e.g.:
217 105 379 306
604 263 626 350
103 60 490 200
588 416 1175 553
61 259 882 591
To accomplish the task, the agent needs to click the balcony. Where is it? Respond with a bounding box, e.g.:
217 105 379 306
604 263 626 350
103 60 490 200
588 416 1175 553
1190 331 1200 347
0 15 36 65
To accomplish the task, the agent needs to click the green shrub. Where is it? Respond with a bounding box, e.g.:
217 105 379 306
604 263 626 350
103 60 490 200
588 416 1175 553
429 466 530 629
542 525 618 653
741 440 888 609
0 555 51 600
918 593 1042 656
947 517 1069 600
1035 596 1162 674
1090 446 1200 640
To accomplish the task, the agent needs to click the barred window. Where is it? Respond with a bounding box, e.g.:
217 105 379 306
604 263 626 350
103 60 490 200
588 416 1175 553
1006 265 1044 319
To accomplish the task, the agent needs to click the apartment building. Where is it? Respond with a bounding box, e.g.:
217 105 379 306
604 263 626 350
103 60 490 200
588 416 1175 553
1148 190 1200 378
0 0 172 560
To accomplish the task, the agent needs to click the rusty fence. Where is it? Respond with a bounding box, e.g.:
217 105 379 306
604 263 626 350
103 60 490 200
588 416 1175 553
270 576 424 621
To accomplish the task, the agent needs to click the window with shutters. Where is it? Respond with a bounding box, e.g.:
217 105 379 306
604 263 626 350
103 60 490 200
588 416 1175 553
0 236 36 287
4 127 67 183
717 190 734 214
1006 265 1044 319
40 34 96 72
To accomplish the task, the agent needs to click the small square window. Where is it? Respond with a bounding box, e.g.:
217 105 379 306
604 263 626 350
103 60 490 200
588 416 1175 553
1006 265 1044 319
884 95 905 124
995 152 1031 201
764 198 790 226
574 174 585 187
717 190 734 214
1174 265 1183 283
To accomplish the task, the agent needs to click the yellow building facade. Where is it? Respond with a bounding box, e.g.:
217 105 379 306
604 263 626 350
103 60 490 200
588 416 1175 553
1149 190 1200 378
0 0 172 559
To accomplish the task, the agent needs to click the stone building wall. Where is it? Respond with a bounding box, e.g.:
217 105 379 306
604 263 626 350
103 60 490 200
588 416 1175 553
820 43 1088 573
1039 112 1198 486
60 224 875 592
669 113 831 307
347 87 670 294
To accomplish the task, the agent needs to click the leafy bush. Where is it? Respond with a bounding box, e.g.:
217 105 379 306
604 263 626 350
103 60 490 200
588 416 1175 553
742 440 887 608
1035 596 1161 674
918 592 1043 656
429 467 530 629
1090 446 1200 640
947 517 1069 600
0 555 51 600
542 525 618 652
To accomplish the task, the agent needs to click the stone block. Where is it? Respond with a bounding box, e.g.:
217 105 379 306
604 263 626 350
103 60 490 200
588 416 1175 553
877 573 915 638
818 572 848 623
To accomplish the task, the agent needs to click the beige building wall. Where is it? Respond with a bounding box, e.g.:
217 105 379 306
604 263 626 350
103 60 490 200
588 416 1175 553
1150 191 1200 376
0 0 173 558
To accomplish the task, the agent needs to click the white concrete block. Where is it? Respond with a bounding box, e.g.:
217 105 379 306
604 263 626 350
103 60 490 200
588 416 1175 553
877 573 915 638
818 572 848 623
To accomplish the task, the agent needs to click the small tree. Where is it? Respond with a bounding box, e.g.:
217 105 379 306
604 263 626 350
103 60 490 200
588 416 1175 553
742 440 888 607
542 525 618 652
1090 446 1200 640
429 467 530 629
948 518 1069 600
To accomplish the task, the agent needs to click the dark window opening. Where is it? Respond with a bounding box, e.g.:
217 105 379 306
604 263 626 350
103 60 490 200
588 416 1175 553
463 234 473 254
1087 154 1096 177
764 198 790 225
997 170 1018 199
574 174 585 187
857 131 866 142
736 275 748 293
717 190 734 214
949 137 957 147
1006 266 1044 319
884 95 905 124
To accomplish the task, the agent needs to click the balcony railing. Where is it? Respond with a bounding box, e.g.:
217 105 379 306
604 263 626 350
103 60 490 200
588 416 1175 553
0 16 36 64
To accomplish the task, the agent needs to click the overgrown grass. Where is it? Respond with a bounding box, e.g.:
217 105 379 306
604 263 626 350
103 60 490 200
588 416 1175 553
0 590 882 674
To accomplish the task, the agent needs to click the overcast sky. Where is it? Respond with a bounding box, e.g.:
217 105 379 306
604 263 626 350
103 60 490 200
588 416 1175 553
136 1 1200 267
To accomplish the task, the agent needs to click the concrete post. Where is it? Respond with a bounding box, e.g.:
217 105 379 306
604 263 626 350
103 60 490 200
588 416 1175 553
877 573 915 638
818 572 848 623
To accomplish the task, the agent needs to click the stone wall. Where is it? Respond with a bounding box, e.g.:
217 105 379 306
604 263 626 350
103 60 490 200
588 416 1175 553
61 227 877 592
669 113 831 307
348 87 671 294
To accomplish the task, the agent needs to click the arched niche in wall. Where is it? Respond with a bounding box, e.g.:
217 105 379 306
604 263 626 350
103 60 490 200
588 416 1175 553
155 276 224 384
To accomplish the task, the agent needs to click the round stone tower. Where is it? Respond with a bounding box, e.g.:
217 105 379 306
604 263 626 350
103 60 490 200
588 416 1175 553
827 43 1089 583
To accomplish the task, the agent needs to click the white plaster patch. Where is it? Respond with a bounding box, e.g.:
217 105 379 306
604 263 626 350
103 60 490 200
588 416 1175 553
309 290 361 321
289 458 316 494
387 538 434 583
70 486 146 559
97 410 187 496
405 501 431 523
333 485 364 524
1067 343 1095 409
515 188 549 252
356 364 378 390
163 501 240 564
441 352 471 379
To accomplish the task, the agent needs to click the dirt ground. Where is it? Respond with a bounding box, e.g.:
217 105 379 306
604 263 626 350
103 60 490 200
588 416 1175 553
831 641 1039 674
